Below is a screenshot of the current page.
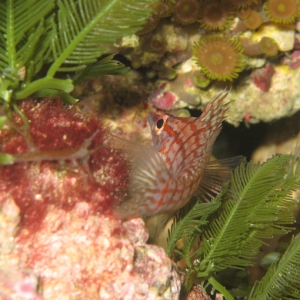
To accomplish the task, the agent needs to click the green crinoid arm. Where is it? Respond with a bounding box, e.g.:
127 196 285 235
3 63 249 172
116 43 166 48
0 0 156 102
249 233 300 300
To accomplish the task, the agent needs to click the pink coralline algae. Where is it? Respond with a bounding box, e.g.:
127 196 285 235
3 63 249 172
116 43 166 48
149 82 177 110
14 205 180 299
283 49 300 70
0 99 181 299
251 64 275 92
150 72 205 109
0 98 129 233
0 268 42 300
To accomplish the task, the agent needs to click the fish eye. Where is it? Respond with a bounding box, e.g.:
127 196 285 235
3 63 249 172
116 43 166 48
156 118 164 129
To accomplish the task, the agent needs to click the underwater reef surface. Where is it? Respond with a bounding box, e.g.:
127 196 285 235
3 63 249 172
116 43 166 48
111 0 300 126
0 99 180 299
2 1 300 298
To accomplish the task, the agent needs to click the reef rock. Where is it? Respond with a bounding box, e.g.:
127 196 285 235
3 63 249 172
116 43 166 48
0 99 181 300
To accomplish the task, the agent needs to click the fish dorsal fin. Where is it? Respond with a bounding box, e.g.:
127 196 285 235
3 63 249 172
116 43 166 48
196 155 246 201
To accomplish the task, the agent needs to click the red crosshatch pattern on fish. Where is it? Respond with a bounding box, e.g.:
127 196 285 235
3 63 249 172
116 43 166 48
113 92 230 220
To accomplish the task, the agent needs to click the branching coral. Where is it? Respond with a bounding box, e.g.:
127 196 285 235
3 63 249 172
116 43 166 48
199 0 234 30
193 35 244 81
173 0 201 25
264 0 300 24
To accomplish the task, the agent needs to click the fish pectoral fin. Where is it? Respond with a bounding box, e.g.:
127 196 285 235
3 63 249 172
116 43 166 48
113 145 171 221
196 155 246 201
130 144 171 193
110 134 143 162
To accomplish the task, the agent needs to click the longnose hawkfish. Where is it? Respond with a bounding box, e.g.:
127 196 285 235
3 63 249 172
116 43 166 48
112 92 244 220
